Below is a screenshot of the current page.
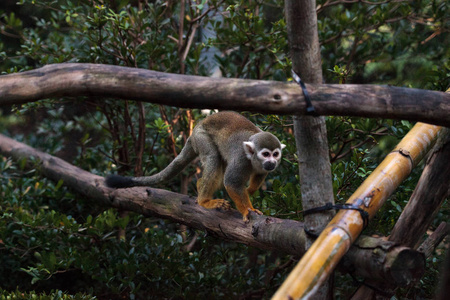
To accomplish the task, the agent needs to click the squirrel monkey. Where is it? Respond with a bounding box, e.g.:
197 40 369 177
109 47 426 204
106 111 285 222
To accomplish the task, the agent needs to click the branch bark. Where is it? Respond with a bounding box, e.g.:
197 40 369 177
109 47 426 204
437 247 450 300
0 132 425 287
0 63 449 126
351 223 449 300
340 236 425 287
417 222 450 258
0 133 306 254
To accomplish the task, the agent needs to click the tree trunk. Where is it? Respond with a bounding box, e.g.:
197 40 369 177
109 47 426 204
437 248 450 300
284 0 335 298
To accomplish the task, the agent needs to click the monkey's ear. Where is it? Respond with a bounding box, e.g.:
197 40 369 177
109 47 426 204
281 144 286 149
243 141 255 159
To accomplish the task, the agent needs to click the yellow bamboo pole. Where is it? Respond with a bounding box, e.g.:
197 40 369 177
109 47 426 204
273 122 442 300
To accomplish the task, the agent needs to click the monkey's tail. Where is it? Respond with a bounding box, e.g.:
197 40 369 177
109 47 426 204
105 138 197 188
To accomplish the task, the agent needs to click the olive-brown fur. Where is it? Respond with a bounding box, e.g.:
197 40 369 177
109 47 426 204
105 111 284 222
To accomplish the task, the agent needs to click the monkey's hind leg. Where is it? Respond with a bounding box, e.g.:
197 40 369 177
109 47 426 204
196 173 230 211
194 134 230 211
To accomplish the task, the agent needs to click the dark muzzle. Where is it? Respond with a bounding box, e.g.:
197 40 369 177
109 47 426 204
263 161 276 171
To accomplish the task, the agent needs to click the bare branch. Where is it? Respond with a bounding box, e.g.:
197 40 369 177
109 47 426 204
0 63 448 126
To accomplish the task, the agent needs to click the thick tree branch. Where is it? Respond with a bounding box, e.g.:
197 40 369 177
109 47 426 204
341 236 425 286
0 133 425 285
0 132 306 254
417 222 450 258
0 63 448 126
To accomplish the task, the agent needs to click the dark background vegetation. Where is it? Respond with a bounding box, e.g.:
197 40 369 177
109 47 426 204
0 0 448 298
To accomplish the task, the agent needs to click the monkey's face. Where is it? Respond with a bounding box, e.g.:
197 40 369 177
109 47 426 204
257 148 283 172
244 139 285 174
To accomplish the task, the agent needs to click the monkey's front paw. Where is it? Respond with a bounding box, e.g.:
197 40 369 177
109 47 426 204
242 208 263 223
253 208 263 215
248 208 263 215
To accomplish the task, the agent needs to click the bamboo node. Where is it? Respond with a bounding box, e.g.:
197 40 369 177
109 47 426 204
398 148 411 157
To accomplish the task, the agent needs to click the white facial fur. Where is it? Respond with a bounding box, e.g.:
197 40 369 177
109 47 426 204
257 147 282 163
244 142 286 172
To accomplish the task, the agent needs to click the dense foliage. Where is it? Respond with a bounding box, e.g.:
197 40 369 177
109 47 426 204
0 0 448 298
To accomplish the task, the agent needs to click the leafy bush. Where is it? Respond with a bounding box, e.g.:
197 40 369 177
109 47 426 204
0 289 95 300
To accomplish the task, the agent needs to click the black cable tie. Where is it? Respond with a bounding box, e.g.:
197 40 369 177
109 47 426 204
302 202 334 216
303 202 369 229
291 70 317 116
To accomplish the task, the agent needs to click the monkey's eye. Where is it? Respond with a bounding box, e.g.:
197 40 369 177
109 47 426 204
262 151 271 157
273 152 279 158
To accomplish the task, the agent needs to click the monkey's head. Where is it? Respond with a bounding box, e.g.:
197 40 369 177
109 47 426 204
243 132 286 174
